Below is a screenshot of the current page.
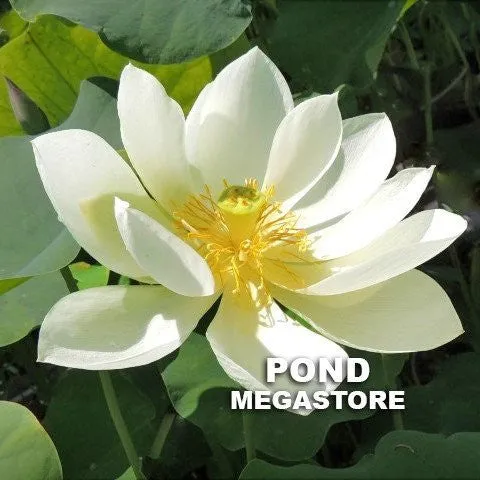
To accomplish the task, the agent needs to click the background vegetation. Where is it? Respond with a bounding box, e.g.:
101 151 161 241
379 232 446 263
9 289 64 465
1 1 480 479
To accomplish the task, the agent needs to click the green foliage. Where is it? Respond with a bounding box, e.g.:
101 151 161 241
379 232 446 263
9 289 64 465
435 123 480 214
69 263 109 290
0 272 67 347
0 133 79 281
1 0 480 479
261 0 405 92
162 333 243 451
0 400 62 480
249 351 407 461
44 370 157 479
10 0 252 64
0 276 28 295
404 353 480 433
240 431 480 478
0 80 126 286
163 333 408 461
0 81 123 346
0 13 212 135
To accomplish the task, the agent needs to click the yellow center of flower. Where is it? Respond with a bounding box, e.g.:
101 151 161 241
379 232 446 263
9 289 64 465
173 179 308 307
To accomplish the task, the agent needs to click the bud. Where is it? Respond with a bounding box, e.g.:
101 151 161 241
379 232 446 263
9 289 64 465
5 77 50 135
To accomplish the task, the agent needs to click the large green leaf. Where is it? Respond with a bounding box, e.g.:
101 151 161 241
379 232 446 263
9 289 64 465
10 0 252 64
0 400 62 480
0 14 212 135
44 370 156 480
265 0 404 92
240 431 480 479
0 271 67 347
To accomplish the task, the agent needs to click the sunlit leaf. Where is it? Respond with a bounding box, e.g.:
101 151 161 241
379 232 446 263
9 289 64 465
0 14 212 135
69 262 109 290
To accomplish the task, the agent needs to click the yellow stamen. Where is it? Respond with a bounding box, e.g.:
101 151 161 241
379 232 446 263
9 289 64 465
173 179 308 307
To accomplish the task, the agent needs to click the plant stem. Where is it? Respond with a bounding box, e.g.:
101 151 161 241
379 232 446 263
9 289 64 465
242 411 256 463
381 354 404 430
423 63 434 147
426 66 467 108
149 412 176 460
60 266 78 292
399 20 420 70
410 353 421 386
98 371 146 480
441 12 469 69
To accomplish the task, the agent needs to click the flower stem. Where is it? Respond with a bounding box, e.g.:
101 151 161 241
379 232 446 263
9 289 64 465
98 371 146 480
398 20 420 70
410 353 420 386
149 412 176 460
381 354 404 430
423 63 434 147
60 266 78 293
242 411 256 463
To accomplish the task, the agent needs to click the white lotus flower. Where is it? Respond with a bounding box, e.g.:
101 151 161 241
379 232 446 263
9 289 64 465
32 48 466 398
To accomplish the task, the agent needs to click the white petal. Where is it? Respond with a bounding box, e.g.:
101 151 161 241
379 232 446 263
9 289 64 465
272 269 463 353
118 64 191 211
263 94 342 210
293 113 396 229
115 198 215 297
185 47 293 194
32 129 162 279
38 286 216 369
183 83 213 191
309 166 435 260
302 209 467 295
206 293 348 407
